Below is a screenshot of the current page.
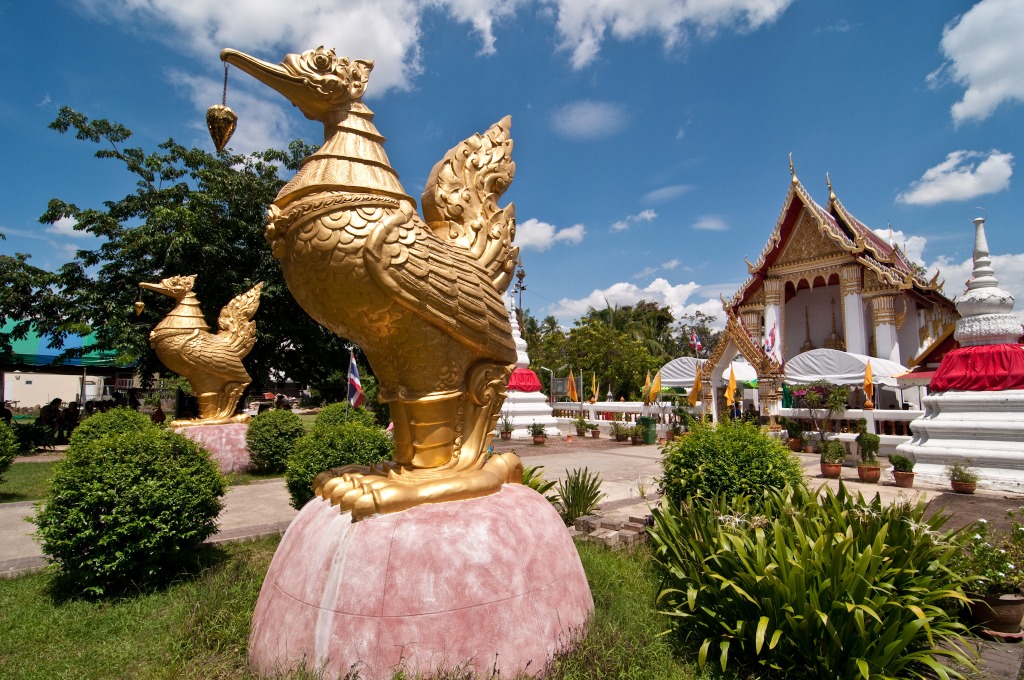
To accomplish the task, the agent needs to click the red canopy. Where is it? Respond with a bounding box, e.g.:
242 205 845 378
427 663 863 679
507 368 542 392
930 344 1024 392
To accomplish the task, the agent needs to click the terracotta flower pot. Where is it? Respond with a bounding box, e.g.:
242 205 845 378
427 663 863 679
820 462 842 479
631 436 643 446
499 431 512 440
951 480 977 494
532 435 545 445
857 465 881 484
788 438 803 452
803 445 815 454
575 428 587 437
968 592 1024 633
892 471 915 488
590 429 600 438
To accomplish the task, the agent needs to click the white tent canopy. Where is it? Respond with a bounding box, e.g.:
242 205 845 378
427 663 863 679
660 356 757 386
783 348 907 388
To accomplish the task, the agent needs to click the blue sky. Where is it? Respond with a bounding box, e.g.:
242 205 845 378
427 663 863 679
2 0 1023 329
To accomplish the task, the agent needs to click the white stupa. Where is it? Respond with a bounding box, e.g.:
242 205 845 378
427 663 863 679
898 217 1024 491
499 296 560 438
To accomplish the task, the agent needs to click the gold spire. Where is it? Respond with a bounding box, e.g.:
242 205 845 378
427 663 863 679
789 153 798 185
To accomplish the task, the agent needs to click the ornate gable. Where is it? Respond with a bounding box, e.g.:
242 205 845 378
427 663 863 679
775 208 845 267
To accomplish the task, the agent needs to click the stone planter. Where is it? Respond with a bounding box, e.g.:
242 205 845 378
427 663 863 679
857 465 881 484
892 471 915 488
967 592 1024 634
951 479 977 494
819 462 842 479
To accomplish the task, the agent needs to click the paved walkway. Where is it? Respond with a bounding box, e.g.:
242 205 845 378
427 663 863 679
3 438 1023 678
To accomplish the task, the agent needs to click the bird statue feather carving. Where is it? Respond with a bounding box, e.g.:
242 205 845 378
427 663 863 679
221 46 522 518
141 275 262 427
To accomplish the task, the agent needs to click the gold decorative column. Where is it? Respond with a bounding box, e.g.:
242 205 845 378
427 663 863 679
870 293 900 363
763 277 784 362
839 265 866 354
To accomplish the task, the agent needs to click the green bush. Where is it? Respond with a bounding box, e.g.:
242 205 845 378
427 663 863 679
310 403 377 431
555 467 606 525
649 484 975 678
285 421 394 509
245 409 305 473
14 421 54 452
33 427 225 596
69 407 158 447
0 421 18 484
659 419 804 506
521 464 558 505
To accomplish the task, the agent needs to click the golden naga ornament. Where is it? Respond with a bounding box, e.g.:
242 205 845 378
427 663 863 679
221 45 521 519
141 275 262 427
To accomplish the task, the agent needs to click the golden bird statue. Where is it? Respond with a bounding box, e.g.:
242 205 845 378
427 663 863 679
141 275 263 427
221 46 522 518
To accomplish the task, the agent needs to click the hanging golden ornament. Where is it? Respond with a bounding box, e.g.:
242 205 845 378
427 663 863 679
207 64 237 152
134 288 145 316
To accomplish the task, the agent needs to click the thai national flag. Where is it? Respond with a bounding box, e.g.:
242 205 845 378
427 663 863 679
347 353 364 408
689 331 702 353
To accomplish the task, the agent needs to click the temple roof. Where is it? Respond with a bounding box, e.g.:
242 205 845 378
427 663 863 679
729 162 949 312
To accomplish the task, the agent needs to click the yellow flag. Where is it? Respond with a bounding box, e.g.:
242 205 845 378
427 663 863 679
591 372 598 401
567 371 578 402
863 359 874 402
643 371 652 404
726 367 737 408
649 371 662 404
688 364 702 407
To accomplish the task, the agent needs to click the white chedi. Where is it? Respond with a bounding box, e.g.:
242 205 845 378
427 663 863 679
499 296 560 438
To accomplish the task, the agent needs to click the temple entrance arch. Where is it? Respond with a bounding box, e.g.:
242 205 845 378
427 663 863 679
702 310 783 423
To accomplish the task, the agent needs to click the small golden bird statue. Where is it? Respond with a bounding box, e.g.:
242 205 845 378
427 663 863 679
221 46 522 518
141 275 262 427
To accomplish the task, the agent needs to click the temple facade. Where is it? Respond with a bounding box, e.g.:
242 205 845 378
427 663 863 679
703 162 958 417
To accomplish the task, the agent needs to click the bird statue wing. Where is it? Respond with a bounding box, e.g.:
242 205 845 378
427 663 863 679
421 116 518 295
365 203 515 362
216 282 263 357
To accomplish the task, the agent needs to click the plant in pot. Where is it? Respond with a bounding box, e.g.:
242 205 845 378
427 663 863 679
630 422 646 445
498 411 514 440
798 380 849 455
779 416 804 452
855 418 881 484
573 414 588 437
946 458 979 494
528 421 546 445
801 433 815 454
819 439 844 478
588 423 601 438
950 509 1024 634
888 454 916 488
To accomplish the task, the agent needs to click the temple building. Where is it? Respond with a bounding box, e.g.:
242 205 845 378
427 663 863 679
703 161 958 417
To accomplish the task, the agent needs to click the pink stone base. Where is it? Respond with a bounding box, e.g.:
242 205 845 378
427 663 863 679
249 483 594 679
175 423 251 474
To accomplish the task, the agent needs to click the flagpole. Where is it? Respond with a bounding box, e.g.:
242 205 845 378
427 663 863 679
345 345 353 422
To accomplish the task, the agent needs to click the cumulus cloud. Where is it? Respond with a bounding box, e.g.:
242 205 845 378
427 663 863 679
896 150 1013 206
551 100 627 139
551 277 730 328
927 0 1024 124
516 217 585 251
871 228 928 265
550 0 794 70
45 216 86 238
931 252 1024 313
641 184 693 203
692 215 729 231
610 208 657 231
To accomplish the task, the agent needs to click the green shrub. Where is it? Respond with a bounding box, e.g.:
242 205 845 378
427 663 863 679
649 484 975 678
69 407 158 447
33 427 225 596
310 403 377 431
521 464 558 505
555 467 606 525
0 421 18 484
14 421 54 452
245 409 305 473
285 421 394 509
659 419 804 506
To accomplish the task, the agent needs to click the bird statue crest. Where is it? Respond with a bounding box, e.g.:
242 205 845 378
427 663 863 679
221 46 522 518
141 275 263 427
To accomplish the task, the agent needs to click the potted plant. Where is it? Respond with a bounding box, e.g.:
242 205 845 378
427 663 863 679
610 421 628 442
946 458 979 494
819 439 844 478
798 380 850 454
950 508 1024 633
855 418 881 483
573 414 588 437
588 423 601 438
802 433 815 454
630 422 646 445
779 417 804 452
666 420 682 442
888 454 915 488
528 421 546 445
498 412 514 440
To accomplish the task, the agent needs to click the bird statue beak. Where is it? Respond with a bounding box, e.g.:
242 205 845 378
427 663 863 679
139 281 172 297
221 48 332 122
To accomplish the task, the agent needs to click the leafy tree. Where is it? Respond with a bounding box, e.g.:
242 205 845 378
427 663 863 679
34 107 355 398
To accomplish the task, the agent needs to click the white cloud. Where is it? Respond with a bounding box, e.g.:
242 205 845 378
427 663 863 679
929 0 1024 124
45 216 86 238
551 100 627 139
692 215 728 231
632 258 681 279
871 228 928 265
551 277 729 328
550 0 794 70
610 208 657 231
516 217 585 251
641 184 693 203
661 258 680 270
931 252 1024 312
896 150 1013 206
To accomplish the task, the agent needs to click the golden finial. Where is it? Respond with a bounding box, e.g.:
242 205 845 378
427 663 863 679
789 153 798 185
827 172 835 203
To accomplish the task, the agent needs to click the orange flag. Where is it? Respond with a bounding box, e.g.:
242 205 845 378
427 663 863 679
688 364 702 407
566 371 578 402
725 367 737 409
863 359 874 407
649 371 662 404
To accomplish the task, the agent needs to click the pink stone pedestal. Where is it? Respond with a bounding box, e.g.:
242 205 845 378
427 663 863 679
175 423 251 474
249 483 594 679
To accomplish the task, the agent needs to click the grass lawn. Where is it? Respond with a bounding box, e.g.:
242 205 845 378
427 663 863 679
0 536 708 679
